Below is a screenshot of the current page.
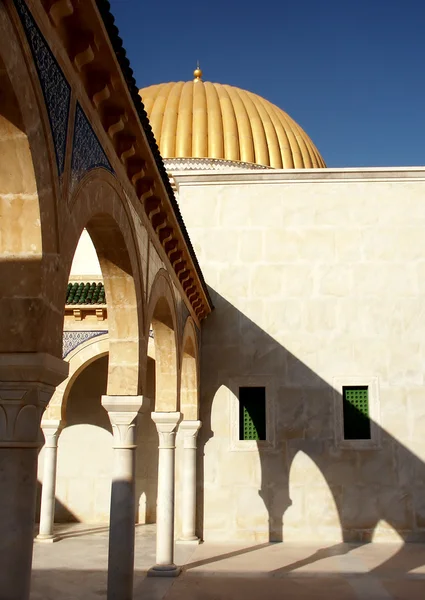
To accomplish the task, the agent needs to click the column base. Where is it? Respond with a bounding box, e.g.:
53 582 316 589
35 534 61 544
176 537 201 545
147 564 181 578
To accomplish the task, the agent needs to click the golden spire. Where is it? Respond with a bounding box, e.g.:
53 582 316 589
193 61 203 82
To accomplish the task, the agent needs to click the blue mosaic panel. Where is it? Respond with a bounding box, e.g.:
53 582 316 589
71 103 114 188
63 330 108 358
14 0 71 175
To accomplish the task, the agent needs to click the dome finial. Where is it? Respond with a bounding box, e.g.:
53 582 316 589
193 61 203 82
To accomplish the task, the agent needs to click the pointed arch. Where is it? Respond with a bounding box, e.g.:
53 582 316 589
180 317 200 420
0 3 60 352
146 269 179 411
46 170 145 394
45 334 109 422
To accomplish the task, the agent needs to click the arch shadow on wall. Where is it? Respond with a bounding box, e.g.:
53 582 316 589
198 288 425 576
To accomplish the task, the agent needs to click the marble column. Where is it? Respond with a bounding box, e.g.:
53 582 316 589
149 411 182 577
0 352 68 600
36 419 63 543
101 395 149 600
178 420 202 543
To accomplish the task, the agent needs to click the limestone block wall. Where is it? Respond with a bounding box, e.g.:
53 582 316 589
175 169 425 543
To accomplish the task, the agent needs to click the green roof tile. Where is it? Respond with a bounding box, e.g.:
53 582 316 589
66 282 106 305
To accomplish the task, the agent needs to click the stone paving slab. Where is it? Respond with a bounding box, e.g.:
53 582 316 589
30 527 425 600
31 524 195 600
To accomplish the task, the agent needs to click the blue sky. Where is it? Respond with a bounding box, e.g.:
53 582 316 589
109 0 425 167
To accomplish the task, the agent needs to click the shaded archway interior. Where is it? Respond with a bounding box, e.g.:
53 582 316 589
150 295 178 412
180 330 199 420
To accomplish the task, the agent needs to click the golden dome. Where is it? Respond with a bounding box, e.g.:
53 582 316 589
139 79 326 169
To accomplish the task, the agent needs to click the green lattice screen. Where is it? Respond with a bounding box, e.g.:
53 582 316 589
239 387 266 441
342 386 371 440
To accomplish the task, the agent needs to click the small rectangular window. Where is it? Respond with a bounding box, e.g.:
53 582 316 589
342 386 371 440
239 387 266 441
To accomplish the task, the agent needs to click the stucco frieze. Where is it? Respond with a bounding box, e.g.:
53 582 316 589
70 102 114 189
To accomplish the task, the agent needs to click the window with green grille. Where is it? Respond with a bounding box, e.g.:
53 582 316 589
239 387 266 441
342 386 371 440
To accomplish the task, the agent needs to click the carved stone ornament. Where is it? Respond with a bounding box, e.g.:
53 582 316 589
101 395 150 449
151 412 182 449
0 353 69 448
179 420 202 450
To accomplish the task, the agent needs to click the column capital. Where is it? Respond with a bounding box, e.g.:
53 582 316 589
102 395 150 449
179 420 202 449
40 419 63 448
0 353 68 448
151 411 182 432
101 394 150 415
179 420 202 434
151 412 182 449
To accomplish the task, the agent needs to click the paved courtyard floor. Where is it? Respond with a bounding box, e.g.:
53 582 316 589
31 524 425 599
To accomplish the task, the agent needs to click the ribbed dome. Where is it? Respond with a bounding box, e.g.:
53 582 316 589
139 80 326 169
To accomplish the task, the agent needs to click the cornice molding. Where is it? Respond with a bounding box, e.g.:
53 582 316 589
34 0 212 319
164 157 269 172
173 166 425 188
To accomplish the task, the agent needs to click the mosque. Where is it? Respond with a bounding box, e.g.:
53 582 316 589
2 1 425 599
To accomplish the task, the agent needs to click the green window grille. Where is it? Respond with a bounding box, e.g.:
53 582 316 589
239 387 266 441
342 386 371 440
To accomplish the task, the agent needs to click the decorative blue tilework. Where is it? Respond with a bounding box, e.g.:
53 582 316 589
63 330 108 358
71 103 114 188
14 0 71 175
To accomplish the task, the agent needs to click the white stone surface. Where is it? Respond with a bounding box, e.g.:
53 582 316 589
150 412 182 576
37 420 63 542
30 527 425 600
175 167 425 543
178 420 202 542
102 395 149 599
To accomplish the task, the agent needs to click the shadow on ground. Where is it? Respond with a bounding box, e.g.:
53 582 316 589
30 538 425 600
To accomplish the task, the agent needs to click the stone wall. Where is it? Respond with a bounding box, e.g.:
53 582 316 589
175 168 425 543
